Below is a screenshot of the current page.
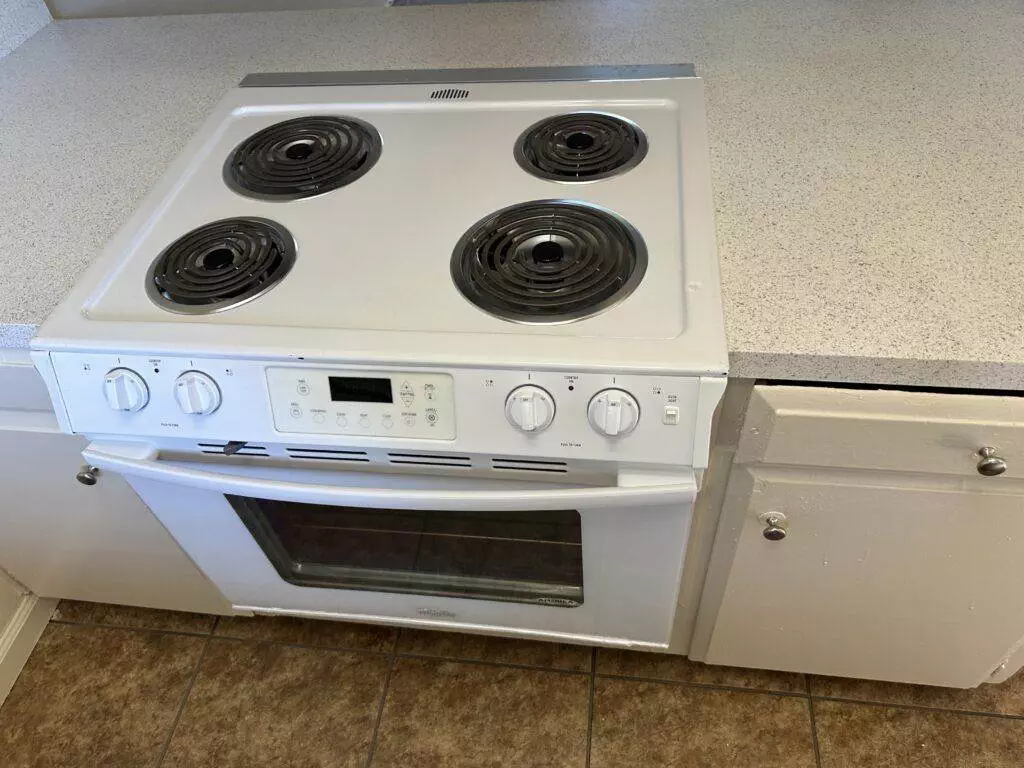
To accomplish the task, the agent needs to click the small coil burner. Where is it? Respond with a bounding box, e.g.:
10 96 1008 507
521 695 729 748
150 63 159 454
451 200 647 324
515 112 648 182
224 115 382 200
146 217 296 314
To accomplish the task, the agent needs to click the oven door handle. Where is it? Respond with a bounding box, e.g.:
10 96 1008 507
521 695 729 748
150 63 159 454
82 442 698 511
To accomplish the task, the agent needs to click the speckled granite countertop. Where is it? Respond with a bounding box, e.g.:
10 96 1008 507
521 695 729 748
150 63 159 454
1 0 1022 388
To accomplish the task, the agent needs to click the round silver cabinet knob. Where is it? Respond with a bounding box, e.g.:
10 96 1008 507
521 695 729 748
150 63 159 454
76 465 99 486
977 446 1007 477
759 511 788 541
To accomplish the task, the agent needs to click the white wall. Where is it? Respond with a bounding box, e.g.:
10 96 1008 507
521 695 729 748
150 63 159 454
0 0 50 58
47 0 386 18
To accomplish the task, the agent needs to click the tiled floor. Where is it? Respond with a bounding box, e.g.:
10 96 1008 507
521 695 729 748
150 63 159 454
1 602 1023 766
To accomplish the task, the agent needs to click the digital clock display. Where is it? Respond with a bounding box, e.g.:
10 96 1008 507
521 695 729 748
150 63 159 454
328 376 393 403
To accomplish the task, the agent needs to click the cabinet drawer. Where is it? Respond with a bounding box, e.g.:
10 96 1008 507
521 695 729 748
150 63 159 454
0 361 52 412
737 385 1024 480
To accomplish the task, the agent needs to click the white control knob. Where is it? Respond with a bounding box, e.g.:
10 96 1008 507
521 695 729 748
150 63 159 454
102 368 149 412
588 388 640 437
505 385 555 433
174 371 222 416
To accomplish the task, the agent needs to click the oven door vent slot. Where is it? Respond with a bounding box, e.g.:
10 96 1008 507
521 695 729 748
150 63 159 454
198 442 269 457
491 458 569 473
286 447 370 462
387 452 472 468
429 88 469 100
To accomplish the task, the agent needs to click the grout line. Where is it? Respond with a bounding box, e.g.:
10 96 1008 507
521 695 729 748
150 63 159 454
810 695 1024 722
594 671 810 698
204 633 394 658
807 680 824 768
49 618 217 639
365 647 398 767
395 651 590 676
585 648 597 768
155 633 212 768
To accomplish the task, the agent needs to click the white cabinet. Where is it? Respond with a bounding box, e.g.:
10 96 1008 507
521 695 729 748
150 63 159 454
691 384 1024 688
0 406 230 614
0 569 23 635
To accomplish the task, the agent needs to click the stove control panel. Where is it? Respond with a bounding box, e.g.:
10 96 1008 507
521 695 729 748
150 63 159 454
266 367 456 440
43 352 725 466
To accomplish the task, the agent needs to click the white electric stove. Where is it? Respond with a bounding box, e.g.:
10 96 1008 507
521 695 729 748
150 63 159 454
31 66 728 651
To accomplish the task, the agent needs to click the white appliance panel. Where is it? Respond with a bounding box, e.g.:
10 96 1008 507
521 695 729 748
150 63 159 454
33 73 727 376
267 367 456 439
48 351 711 465
82 99 685 339
120 457 696 649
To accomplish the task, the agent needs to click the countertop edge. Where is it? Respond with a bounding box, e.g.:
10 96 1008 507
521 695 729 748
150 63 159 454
8 321 1020 392
728 351 1024 392
0 324 39 351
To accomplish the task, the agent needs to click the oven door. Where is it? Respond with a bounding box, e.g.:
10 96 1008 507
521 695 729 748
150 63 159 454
83 441 698 649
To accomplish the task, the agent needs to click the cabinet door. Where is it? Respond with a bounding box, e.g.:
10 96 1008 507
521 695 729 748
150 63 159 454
0 411 230 614
697 467 1024 688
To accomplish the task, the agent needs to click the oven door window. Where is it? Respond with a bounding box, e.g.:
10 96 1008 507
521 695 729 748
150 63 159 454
227 496 584 607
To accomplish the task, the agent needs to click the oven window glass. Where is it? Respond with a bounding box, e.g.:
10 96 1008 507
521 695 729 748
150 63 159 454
227 496 584 607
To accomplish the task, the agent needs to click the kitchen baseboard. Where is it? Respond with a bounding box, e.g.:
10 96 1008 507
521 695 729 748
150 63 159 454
0 595 57 705
46 0 387 19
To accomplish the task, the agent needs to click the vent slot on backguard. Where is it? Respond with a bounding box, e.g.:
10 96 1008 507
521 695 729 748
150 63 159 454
429 88 470 100
492 458 569 473
286 447 370 463
198 442 269 457
388 452 472 469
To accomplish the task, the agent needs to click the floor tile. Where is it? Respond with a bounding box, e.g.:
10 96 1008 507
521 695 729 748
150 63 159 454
398 627 592 671
54 599 216 635
597 648 806 693
591 677 816 768
815 699 1024 767
372 657 589 767
214 614 396 652
162 639 389 768
810 670 1024 716
0 623 204 768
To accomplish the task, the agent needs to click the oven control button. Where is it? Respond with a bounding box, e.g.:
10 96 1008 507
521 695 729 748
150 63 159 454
103 368 149 412
505 385 555 433
588 389 640 437
173 371 221 416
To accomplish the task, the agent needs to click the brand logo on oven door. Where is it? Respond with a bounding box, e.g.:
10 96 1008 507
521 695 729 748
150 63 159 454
535 597 582 608
417 608 458 619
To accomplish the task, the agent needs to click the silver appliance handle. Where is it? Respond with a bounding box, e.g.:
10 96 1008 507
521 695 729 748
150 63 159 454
83 442 697 512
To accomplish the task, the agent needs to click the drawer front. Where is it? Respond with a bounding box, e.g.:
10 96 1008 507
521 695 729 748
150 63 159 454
737 385 1024 480
0 362 52 412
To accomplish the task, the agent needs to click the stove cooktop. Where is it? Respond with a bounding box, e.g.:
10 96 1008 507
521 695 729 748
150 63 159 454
35 66 727 376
